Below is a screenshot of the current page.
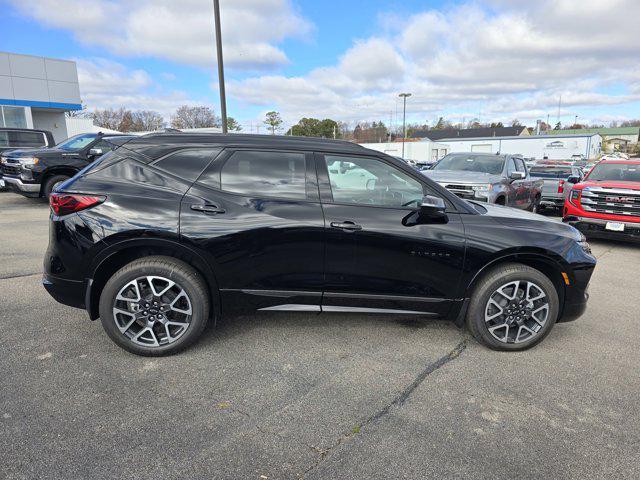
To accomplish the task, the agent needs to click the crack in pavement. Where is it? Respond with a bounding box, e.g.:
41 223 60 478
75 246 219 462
0 272 41 280
301 338 468 478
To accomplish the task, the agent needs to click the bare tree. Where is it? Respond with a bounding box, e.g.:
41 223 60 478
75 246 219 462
131 110 166 132
91 108 127 130
264 111 283 134
170 105 220 129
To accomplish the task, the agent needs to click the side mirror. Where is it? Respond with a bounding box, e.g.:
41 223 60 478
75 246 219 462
509 171 525 181
88 148 103 157
567 175 580 184
366 178 376 190
419 195 447 219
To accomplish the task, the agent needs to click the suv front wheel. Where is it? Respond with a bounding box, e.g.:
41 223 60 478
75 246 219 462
99 256 210 356
466 263 559 350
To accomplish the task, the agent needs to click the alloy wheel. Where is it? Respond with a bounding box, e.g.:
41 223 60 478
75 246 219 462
112 276 193 347
484 280 549 343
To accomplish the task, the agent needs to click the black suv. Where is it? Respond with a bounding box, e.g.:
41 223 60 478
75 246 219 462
43 133 596 355
1 132 133 198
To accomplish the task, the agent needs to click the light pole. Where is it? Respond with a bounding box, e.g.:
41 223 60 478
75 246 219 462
574 115 578 128
213 0 228 134
399 93 411 159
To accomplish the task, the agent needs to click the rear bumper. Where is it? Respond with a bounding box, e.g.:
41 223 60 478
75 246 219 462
564 216 640 242
42 273 86 310
3 175 40 196
540 196 564 207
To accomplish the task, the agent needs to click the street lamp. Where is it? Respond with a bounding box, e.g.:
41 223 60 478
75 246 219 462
213 0 228 134
399 93 412 159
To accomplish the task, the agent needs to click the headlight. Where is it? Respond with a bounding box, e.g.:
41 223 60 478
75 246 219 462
18 157 39 168
0 156 7 164
578 240 592 254
472 184 491 195
569 189 581 206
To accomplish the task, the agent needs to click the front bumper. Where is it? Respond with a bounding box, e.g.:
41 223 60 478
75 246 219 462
3 176 40 196
564 216 640 242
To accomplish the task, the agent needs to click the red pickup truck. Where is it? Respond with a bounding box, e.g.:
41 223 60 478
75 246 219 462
563 159 640 241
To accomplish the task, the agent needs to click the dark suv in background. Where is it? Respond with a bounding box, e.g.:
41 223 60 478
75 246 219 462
1 132 133 198
43 133 596 355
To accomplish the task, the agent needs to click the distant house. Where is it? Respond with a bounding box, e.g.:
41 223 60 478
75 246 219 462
410 126 529 141
547 127 639 153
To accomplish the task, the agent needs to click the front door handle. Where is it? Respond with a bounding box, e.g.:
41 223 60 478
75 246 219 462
330 221 362 231
190 204 225 214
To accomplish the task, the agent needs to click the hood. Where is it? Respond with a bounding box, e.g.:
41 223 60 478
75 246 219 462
423 170 502 185
1 147 80 159
469 201 582 241
577 180 640 191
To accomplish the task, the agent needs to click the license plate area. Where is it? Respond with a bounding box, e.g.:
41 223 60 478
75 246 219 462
605 222 625 232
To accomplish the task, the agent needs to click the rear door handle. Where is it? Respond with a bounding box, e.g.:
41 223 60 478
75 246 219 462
190 204 225 214
330 221 362 231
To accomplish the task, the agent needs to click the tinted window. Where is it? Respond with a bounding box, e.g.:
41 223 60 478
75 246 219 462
154 148 220 182
530 166 574 178
8 131 46 147
506 158 517 176
433 154 505 175
325 155 424 207
220 150 306 199
0 131 8 147
514 158 526 173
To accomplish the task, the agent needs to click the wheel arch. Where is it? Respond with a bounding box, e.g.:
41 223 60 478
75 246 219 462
86 238 221 322
455 250 568 326
40 167 80 196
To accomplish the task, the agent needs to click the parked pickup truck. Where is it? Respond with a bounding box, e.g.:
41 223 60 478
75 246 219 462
0 128 55 190
1 132 133 198
422 152 543 212
529 163 584 211
564 158 640 241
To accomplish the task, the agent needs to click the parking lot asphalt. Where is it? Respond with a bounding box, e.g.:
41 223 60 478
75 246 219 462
1 189 639 480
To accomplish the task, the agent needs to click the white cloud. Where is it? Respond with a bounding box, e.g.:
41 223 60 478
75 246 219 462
76 59 207 119
229 0 640 126
9 0 312 70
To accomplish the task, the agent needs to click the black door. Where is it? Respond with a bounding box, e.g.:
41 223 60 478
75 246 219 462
180 148 325 313
316 153 466 317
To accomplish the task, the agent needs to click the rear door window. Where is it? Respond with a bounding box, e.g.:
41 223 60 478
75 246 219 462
219 150 307 199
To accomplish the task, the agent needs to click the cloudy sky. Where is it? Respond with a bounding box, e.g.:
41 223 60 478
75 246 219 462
2 0 639 131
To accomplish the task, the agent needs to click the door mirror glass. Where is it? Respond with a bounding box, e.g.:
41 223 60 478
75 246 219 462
419 195 447 218
88 148 103 157
567 175 580 184
509 171 525 180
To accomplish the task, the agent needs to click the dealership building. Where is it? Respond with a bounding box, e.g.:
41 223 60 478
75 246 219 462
0 51 82 142
436 133 603 160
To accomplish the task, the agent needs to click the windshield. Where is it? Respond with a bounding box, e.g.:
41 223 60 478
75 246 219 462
587 162 640 182
432 154 504 175
55 133 97 151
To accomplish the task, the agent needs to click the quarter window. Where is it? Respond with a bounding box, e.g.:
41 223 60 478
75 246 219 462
154 149 220 182
220 150 307 199
324 155 424 207
9 131 46 147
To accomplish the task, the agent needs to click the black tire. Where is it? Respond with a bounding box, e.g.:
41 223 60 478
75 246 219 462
466 263 559 351
99 256 210 356
42 175 70 199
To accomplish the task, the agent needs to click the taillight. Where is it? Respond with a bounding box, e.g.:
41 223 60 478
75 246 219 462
557 179 565 194
49 193 106 216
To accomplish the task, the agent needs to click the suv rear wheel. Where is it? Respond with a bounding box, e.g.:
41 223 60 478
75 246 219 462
99 256 210 356
466 263 559 351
